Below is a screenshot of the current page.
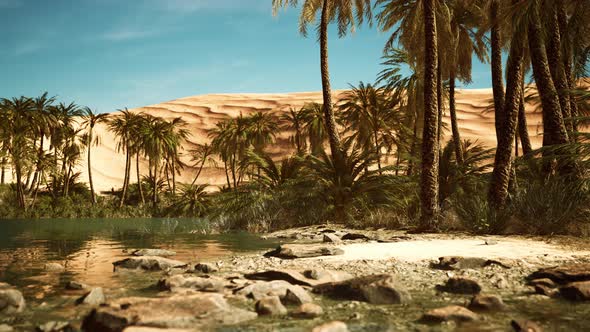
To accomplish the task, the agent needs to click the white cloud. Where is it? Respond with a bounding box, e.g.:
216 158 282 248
101 28 160 42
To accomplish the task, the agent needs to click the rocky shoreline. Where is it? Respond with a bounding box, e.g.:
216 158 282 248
2 225 590 331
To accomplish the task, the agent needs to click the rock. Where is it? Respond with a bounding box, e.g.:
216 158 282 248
291 303 323 319
65 280 88 290
194 262 218 274
82 293 257 331
528 278 557 288
313 274 411 304
0 325 12 332
77 287 106 306
559 281 590 301
433 256 511 270
264 244 344 259
484 239 498 245
255 296 287 316
158 275 225 292
421 305 479 323
123 328 193 332
323 233 342 243
131 249 176 257
245 269 319 287
35 321 74 332
235 280 311 304
534 284 558 297
44 262 65 272
468 294 506 311
113 256 187 271
436 277 482 294
0 283 25 314
284 286 313 305
511 319 543 332
304 269 354 283
527 263 590 284
341 233 370 241
312 321 349 332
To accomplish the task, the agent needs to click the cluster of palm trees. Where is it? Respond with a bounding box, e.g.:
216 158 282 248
0 96 189 211
272 0 590 231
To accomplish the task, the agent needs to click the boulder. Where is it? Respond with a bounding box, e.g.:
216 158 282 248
235 280 311 304
65 280 88 291
131 249 176 257
528 278 557 288
468 294 506 311
194 263 218 274
123 328 193 332
264 244 344 259
291 303 323 319
304 269 353 284
158 275 225 292
421 305 479 323
245 269 352 287
341 233 370 241
313 274 411 304
432 256 511 270
35 321 74 332
0 283 25 314
81 294 257 331
527 264 590 284
559 281 590 301
44 263 65 272
323 233 342 244
255 296 287 316
283 286 313 305
436 277 482 294
511 320 543 332
312 321 349 332
77 287 106 306
0 325 12 332
113 256 187 271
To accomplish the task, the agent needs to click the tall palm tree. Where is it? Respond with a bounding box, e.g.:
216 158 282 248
189 143 216 186
419 0 440 230
281 107 307 154
108 108 135 207
29 93 56 193
81 107 109 204
300 103 327 155
272 0 373 164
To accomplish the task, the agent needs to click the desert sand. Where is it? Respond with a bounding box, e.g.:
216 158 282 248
80 89 544 193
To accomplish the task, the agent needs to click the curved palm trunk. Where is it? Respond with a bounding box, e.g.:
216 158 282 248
449 71 463 164
88 129 96 205
489 10 525 208
171 157 176 196
30 133 44 192
15 162 26 210
490 0 506 143
518 79 533 156
152 161 158 208
419 0 440 229
1 157 6 185
119 149 131 207
319 0 342 164
373 129 382 174
136 152 145 204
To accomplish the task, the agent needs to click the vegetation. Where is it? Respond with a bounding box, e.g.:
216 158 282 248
0 0 589 236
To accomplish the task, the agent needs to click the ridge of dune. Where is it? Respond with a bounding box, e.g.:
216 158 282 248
79 89 543 193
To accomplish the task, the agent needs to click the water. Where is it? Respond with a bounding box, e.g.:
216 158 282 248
0 218 277 328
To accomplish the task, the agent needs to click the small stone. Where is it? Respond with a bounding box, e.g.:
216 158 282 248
534 284 558 297
0 325 12 332
255 296 287 316
528 278 556 288
131 249 176 257
436 277 481 294
0 284 26 314
65 281 88 290
421 305 479 323
158 275 225 292
312 321 349 332
323 233 342 244
35 321 74 332
113 256 187 271
44 263 65 272
194 263 219 274
484 239 498 245
283 285 313 305
511 320 543 332
341 233 370 241
291 303 323 318
468 294 506 311
77 287 106 306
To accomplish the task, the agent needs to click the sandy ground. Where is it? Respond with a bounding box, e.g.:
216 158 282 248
313 238 590 263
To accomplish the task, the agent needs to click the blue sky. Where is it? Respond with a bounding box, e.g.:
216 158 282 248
0 0 493 112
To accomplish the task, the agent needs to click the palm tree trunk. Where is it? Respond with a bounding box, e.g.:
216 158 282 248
136 152 145 204
489 11 526 208
152 161 158 208
15 162 26 210
528 3 568 148
119 149 130 207
436 54 443 148
419 0 440 229
373 129 382 174
490 0 506 143
30 133 44 193
171 157 176 196
449 71 463 164
319 0 342 163
518 80 533 156
1 157 5 185
88 130 96 205
407 107 419 177
223 159 231 189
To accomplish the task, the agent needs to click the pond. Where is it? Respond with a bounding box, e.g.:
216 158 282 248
0 218 277 329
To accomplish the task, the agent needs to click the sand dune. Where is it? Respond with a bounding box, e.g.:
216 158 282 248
76 88 543 193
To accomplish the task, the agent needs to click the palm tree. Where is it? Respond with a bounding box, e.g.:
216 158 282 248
166 183 209 217
272 0 373 164
189 143 216 186
246 112 278 153
108 108 136 207
81 107 109 204
29 93 56 193
281 107 307 154
246 150 302 190
300 103 327 155
163 117 190 195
